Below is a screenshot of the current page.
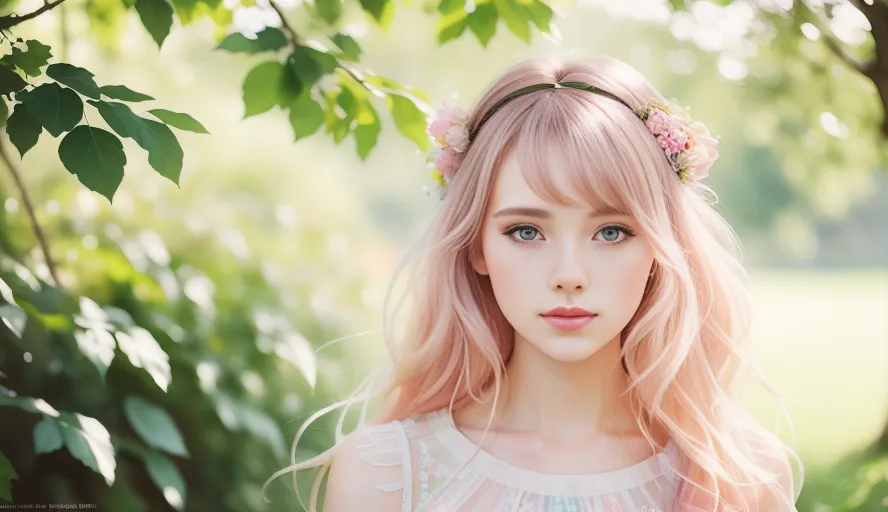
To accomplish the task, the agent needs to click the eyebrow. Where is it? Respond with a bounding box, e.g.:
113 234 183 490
492 205 629 219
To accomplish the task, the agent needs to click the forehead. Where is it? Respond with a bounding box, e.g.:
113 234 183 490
488 142 630 218
490 144 575 206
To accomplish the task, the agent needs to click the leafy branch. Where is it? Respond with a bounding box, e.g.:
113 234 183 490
0 0 72 31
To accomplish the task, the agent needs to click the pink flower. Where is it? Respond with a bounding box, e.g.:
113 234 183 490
435 147 459 177
657 132 686 155
644 109 671 136
437 102 465 124
444 124 469 152
428 101 468 139
428 118 451 139
688 133 719 179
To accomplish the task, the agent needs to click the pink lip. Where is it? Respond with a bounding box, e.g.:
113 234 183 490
542 305 596 317
540 313 597 331
541 306 598 331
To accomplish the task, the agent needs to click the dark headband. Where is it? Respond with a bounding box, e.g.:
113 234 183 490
468 81 637 141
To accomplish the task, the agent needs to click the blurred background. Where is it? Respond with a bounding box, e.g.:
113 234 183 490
0 0 885 510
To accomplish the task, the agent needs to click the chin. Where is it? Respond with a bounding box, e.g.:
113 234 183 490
534 336 608 362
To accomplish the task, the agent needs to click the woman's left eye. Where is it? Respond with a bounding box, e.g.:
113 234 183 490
594 225 635 243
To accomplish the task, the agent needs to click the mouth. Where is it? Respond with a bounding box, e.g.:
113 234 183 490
540 313 598 331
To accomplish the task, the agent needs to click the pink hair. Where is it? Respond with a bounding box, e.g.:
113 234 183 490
263 54 803 512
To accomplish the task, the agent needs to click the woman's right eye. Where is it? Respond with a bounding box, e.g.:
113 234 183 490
504 225 542 243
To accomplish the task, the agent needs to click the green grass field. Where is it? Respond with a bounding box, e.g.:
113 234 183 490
746 270 888 510
747 270 888 465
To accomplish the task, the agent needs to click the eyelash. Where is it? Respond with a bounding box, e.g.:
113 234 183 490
502 223 636 246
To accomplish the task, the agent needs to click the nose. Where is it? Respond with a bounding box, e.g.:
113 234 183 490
549 241 588 292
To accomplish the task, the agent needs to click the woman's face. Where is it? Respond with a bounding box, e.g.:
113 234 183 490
470 146 655 363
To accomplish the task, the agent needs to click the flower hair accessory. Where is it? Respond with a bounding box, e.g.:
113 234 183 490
423 81 719 200
425 101 470 200
638 99 720 184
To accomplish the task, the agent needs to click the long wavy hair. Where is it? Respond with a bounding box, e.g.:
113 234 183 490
263 54 804 512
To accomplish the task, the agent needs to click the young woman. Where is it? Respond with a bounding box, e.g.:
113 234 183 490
265 54 803 512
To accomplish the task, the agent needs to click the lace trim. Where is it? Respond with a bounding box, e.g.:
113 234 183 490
353 420 413 512
428 409 680 497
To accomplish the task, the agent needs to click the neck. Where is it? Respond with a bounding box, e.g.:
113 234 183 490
456 332 646 444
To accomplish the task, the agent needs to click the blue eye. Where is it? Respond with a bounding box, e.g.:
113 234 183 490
507 225 542 242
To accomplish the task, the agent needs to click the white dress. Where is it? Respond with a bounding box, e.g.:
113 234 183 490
354 408 682 512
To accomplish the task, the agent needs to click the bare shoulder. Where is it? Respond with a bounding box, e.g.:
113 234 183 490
323 424 407 512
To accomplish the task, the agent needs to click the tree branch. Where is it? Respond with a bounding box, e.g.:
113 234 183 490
822 33 870 76
0 137 61 289
266 0 419 108
269 0 300 46
0 0 72 31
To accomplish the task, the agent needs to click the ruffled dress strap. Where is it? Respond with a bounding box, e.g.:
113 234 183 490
353 417 415 512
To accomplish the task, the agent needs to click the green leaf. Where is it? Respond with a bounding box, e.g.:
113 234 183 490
287 92 324 142
135 0 174 47
172 0 232 25
216 27 287 53
0 40 53 77
331 33 361 61
242 61 285 118
100 85 155 102
141 450 186 510
147 109 209 134
58 126 126 201
46 63 101 99
316 0 341 24
0 386 61 416
493 0 530 43
667 0 684 9
3 102 39 157
239 405 286 460
211 394 285 459
436 9 468 43
0 277 13 305
359 0 388 23
0 271 78 315
286 46 338 94
0 304 26 338
124 396 189 457
0 100 6 127
0 450 17 502
526 0 552 32
89 101 183 184
115 327 171 392
387 94 431 151
468 3 498 46
58 412 116 486
34 417 64 455
437 0 463 14
20 83 83 137
73 328 117 380
0 67 27 97
353 103 380 160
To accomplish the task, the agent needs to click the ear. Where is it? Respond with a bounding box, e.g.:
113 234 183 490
469 243 489 276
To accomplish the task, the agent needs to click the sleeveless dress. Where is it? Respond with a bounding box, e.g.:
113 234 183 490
354 408 682 512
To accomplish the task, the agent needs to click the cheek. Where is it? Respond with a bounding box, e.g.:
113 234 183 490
602 246 653 309
483 235 534 287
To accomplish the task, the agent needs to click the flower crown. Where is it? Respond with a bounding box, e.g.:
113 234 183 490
423 82 719 200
